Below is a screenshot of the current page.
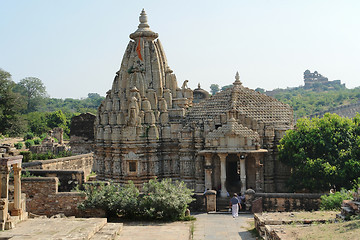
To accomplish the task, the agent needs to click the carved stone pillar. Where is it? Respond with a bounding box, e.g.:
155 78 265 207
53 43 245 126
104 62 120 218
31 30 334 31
255 155 263 192
204 153 212 191
238 154 247 194
12 164 22 216
218 153 228 197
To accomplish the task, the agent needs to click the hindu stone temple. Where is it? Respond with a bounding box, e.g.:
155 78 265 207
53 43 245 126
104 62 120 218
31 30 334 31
94 9 294 195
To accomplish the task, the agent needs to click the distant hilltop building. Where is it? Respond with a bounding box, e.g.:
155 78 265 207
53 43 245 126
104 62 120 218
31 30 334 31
303 70 344 90
94 9 294 195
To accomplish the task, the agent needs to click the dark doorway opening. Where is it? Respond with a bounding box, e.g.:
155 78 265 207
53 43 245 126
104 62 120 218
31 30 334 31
225 154 241 194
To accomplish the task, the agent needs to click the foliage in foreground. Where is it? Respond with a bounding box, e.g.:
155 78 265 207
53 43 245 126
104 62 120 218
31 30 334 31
78 179 194 221
278 113 360 192
320 189 354 210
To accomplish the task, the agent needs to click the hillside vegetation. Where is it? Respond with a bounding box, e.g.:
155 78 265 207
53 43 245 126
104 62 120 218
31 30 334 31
270 87 360 118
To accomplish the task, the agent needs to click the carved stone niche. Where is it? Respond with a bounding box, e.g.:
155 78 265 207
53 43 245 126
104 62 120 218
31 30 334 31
123 151 140 176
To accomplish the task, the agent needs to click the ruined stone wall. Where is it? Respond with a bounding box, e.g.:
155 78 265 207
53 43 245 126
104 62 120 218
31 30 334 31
24 169 85 192
255 193 322 212
22 177 85 217
23 153 94 177
70 113 96 154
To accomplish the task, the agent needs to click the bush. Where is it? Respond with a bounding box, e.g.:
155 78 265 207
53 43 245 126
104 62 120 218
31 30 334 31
140 179 194 221
14 142 23 149
78 179 194 221
40 133 47 140
78 182 136 217
33 138 41 145
112 181 140 218
23 132 34 140
20 151 32 162
320 189 353 210
24 139 34 149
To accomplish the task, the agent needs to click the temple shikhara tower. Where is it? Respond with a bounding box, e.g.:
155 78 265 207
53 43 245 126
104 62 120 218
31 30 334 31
95 10 294 195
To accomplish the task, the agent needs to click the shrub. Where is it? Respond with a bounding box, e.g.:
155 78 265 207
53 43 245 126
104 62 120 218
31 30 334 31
78 182 132 217
112 181 140 218
78 179 194 221
24 139 34 149
21 171 37 178
20 151 32 162
23 132 34 140
40 133 47 140
33 138 41 145
320 189 353 210
140 178 194 221
14 142 23 149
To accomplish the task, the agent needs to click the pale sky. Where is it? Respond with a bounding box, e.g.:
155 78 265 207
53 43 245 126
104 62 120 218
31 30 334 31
1 0 360 99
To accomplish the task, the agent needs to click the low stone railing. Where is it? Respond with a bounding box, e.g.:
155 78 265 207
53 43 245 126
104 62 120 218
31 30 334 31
23 153 94 176
255 192 322 212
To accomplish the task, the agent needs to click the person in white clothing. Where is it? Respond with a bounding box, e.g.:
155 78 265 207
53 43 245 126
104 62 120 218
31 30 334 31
229 193 241 218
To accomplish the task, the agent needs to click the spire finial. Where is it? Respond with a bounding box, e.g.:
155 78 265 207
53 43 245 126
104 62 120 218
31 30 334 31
234 71 242 85
130 9 158 40
139 9 149 28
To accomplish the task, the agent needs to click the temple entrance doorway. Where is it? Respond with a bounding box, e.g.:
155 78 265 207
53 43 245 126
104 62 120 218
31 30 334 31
225 154 241 194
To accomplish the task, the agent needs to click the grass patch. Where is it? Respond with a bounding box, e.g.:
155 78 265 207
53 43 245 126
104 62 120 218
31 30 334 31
190 221 195 239
275 219 360 240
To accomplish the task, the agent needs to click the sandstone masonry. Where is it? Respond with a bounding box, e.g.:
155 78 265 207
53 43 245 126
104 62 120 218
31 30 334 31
95 10 294 195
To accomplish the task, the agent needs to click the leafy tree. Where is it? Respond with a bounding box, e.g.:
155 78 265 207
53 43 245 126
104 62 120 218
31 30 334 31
255 87 265 93
278 113 360 192
221 84 232 91
0 68 26 136
47 110 67 129
25 112 49 136
14 77 48 113
210 84 220 95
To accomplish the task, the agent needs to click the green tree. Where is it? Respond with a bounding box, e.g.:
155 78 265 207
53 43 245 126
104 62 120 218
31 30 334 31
14 77 48 113
221 84 232 91
47 110 67 129
0 69 26 135
25 112 49 136
278 113 360 192
210 84 220 95
255 87 265 93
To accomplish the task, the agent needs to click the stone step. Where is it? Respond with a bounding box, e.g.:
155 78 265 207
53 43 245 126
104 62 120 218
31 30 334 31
62 218 108 239
217 197 231 212
91 222 123 240
341 206 353 214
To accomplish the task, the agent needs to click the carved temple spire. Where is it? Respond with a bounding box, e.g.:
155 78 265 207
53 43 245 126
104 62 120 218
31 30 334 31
233 71 242 86
130 9 158 40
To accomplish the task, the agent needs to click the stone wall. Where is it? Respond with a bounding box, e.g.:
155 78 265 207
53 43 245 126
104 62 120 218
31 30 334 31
24 169 85 192
70 113 96 154
22 177 85 217
255 193 322 212
23 153 94 177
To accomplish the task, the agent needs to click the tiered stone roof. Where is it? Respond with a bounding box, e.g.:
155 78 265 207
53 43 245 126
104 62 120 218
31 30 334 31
207 118 259 140
187 74 293 127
